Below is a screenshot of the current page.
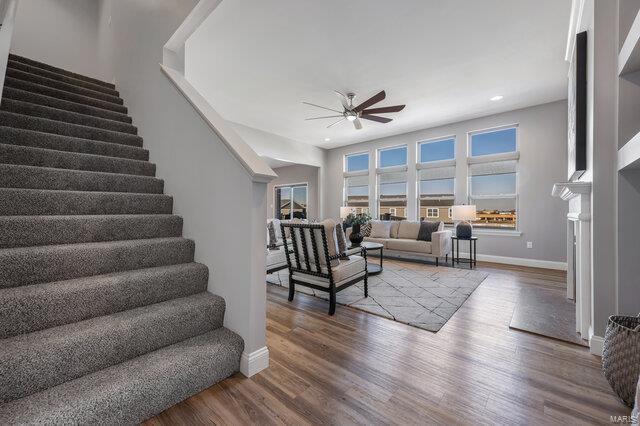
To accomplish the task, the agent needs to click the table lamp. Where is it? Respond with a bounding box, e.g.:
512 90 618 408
451 205 477 239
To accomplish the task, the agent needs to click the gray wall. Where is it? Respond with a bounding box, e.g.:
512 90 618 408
324 100 568 263
11 0 104 81
267 164 320 220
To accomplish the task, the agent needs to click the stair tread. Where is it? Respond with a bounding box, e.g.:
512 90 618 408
0 143 155 176
0 262 208 338
0 213 183 248
6 67 123 105
0 292 225 402
0 98 137 134
0 126 149 161
8 59 120 96
0 110 143 147
9 53 116 89
0 237 194 288
0 163 164 193
4 77 127 114
0 327 243 425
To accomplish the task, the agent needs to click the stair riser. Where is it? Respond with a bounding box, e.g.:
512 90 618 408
8 60 120 97
0 238 194 288
0 329 243 425
4 77 127 114
0 293 224 402
0 144 155 176
0 126 149 161
0 188 172 216
6 68 123 105
0 111 143 147
9 53 116 90
2 87 131 123
0 164 164 194
0 215 183 248
0 263 208 338
1 98 137 134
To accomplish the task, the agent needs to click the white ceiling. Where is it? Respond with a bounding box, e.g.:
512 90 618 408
186 0 571 149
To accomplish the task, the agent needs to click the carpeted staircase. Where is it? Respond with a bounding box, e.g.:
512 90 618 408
0 54 244 424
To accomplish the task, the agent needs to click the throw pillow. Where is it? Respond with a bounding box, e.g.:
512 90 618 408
369 220 391 238
417 221 440 242
267 221 278 248
360 222 372 237
334 218 348 254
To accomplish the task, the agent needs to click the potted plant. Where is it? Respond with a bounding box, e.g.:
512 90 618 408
345 212 371 246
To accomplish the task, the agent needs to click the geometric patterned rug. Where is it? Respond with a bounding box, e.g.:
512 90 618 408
267 261 488 332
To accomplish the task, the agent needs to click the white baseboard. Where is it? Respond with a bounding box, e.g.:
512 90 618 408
589 334 604 356
240 346 269 377
458 252 567 271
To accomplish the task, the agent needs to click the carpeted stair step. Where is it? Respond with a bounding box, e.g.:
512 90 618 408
7 59 120 97
4 77 127 114
0 262 208 338
0 143 155 176
0 126 149 161
0 327 243 424
0 98 137 134
0 164 164 193
0 188 172 215
6 68 123 104
0 292 225 402
0 237 194 288
2 86 132 123
0 111 142 146
0 214 183 248
9 53 116 90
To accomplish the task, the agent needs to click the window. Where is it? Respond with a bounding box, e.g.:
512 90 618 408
343 152 370 214
418 137 456 222
275 184 308 219
419 137 455 163
377 145 407 220
468 126 519 230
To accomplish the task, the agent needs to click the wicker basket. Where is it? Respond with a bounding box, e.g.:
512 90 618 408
602 314 640 407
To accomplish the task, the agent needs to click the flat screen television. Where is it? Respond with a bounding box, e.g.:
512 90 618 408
567 31 587 181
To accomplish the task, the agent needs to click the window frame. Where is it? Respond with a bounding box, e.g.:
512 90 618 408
416 136 456 222
344 151 370 173
426 208 439 218
343 151 371 214
376 144 408 220
274 182 309 220
466 124 520 232
418 135 456 164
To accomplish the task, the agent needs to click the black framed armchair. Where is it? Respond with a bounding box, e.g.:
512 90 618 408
281 220 368 315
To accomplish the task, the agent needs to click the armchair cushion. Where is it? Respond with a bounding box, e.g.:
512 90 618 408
292 255 366 288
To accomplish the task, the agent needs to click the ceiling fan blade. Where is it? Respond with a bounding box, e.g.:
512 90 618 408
353 118 363 130
360 114 392 123
305 115 344 120
361 105 405 114
302 101 343 114
353 90 386 113
335 90 351 110
327 118 346 128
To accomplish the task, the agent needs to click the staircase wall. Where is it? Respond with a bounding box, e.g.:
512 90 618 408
6 0 272 375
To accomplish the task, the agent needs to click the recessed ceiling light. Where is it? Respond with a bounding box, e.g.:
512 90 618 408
324 137 331 142
490 95 504 101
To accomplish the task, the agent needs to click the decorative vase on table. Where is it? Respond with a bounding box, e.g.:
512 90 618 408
349 223 364 246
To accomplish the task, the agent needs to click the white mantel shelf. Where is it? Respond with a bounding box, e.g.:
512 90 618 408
551 181 592 201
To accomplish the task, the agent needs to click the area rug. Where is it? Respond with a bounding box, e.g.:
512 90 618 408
267 262 488 332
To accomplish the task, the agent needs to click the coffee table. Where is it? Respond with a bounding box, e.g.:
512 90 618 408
359 241 384 275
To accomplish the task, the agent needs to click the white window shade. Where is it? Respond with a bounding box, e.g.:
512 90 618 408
469 159 517 177
378 171 407 185
419 166 455 181
345 174 368 188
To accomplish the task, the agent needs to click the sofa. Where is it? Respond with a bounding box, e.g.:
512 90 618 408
347 220 452 266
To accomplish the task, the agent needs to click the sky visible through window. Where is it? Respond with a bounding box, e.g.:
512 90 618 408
346 153 369 172
471 128 516 156
420 138 455 163
470 173 516 196
379 146 407 168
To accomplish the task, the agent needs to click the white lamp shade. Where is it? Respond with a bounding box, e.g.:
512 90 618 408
451 205 477 221
340 206 356 219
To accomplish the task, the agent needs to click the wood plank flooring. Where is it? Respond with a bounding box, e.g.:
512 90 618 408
145 260 630 425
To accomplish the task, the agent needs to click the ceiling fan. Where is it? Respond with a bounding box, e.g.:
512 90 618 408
303 90 405 130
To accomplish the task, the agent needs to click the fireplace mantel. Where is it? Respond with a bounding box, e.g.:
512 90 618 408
551 181 592 201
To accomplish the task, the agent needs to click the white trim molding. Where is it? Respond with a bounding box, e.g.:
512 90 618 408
240 346 270 377
589 333 604 357
458 252 567 271
0 0 19 101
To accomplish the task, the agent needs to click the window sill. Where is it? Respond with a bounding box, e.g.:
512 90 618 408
472 229 522 237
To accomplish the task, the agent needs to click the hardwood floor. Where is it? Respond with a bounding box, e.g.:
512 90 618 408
145 260 630 425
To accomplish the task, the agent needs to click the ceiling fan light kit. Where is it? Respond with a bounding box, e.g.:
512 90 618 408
303 90 405 130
